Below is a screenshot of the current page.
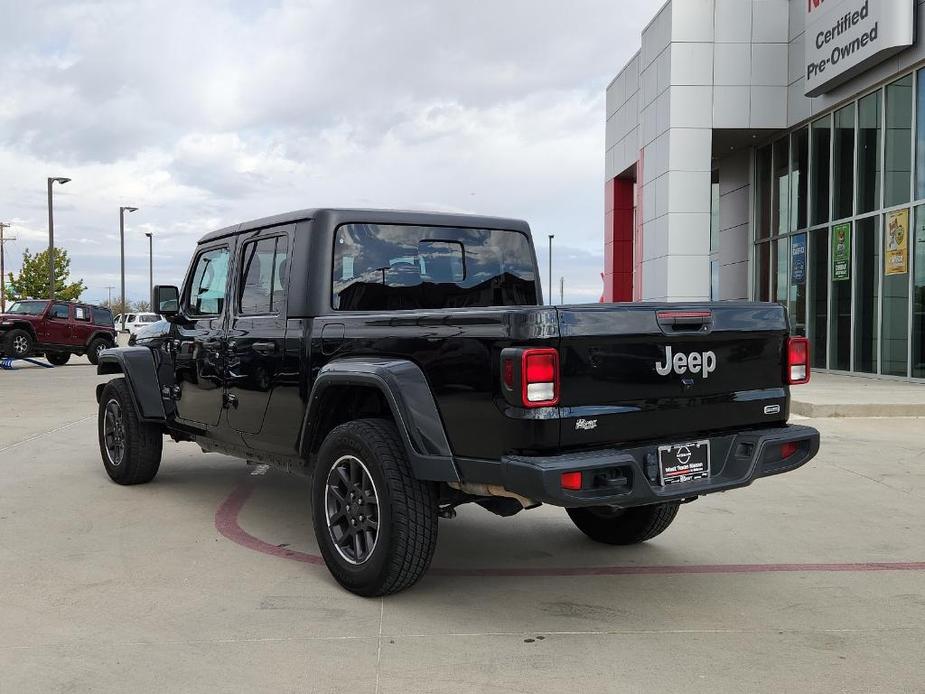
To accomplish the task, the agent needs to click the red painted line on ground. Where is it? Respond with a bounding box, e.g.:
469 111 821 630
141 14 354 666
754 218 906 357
215 480 925 578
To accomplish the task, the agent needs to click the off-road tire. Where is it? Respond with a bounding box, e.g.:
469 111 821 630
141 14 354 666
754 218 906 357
98 378 162 485
566 502 680 545
312 418 439 596
87 337 110 365
5 329 33 358
46 352 71 366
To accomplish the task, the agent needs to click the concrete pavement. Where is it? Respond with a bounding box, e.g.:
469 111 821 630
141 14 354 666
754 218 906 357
1 363 923 693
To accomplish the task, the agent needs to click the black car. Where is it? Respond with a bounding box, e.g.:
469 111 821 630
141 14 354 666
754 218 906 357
95 208 820 596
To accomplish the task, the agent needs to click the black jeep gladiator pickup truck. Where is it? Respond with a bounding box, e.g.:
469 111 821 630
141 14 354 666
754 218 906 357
95 208 819 596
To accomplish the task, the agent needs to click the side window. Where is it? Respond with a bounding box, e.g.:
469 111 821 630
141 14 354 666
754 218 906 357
187 246 231 316
238 235 289 315
50 303 69 319
74 306 90 321
92 307 113 326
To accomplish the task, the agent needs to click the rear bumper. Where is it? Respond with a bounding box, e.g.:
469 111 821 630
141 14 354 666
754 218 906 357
455 424 820 509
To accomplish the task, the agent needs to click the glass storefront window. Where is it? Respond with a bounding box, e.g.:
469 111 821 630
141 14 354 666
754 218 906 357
791 128 808 232
774 237 789 305
772 138 790 236
916 70 925 201
756 146 772 240
790 234 807 336
884 75 913 208
881 208 911 376
809 228 829 368
811 116 831 226
857 91 882 214
830 222 852 371
833 105 855 220
757 242 770 302
913 206 925 377
854 216 880 373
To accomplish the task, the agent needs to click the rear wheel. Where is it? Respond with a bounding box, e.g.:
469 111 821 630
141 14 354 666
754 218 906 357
312 418 439 596
87 337 110 365
97 378 162 485
5 329 33 358
46 352 71 366
566 502 680 545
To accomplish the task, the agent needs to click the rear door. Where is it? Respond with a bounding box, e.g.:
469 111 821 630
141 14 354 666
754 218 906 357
71 305 93 346
174 241 234 427
226 226 291 435
556 303 790 449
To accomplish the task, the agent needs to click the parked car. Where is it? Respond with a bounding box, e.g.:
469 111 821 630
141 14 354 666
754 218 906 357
94 208 820 596
121 312 163 336
1 299 117 365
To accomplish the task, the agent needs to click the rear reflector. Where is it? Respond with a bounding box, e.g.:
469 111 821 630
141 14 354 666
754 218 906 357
781 441 799 459
560 471 582 490
786 336 810 385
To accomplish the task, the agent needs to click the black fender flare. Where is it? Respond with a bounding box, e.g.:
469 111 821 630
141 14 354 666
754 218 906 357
302 357 459 482
96 347 166 422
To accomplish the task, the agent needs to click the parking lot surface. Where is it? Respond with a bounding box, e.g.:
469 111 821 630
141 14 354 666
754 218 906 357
1 361 924 693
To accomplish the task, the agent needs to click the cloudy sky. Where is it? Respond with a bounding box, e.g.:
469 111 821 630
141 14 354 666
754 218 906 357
1 0 652 305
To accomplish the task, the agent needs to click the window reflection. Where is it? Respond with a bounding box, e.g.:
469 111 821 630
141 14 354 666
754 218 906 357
332 224 537 311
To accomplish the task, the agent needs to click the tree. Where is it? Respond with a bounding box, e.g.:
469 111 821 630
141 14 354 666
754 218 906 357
132 300 151 312
5 247 86 302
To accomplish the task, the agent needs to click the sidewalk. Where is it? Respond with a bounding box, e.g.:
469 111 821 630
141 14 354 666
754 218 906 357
792 372 925 417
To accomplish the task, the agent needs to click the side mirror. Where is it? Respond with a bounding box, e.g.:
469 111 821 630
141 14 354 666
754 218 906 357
153 285 181 317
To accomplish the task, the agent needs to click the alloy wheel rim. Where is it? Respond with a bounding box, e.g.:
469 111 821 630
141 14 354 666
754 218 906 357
324 455 380 565
13 336 28 354
103 399 126 467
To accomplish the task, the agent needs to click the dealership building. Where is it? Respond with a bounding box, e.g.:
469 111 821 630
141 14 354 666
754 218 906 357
603 0 925 379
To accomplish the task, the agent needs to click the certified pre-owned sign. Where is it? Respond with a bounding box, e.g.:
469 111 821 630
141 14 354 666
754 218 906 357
805 0 914 97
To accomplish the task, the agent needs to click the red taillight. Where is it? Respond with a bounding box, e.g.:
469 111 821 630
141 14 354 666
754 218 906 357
560 471 582 490
781 441 799 458
786 336 810 385
521 348 559 407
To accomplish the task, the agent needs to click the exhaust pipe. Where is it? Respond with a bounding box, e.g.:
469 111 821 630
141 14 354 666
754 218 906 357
448 481 539 510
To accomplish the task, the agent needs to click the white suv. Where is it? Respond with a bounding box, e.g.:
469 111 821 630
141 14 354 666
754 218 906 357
122 312 163 335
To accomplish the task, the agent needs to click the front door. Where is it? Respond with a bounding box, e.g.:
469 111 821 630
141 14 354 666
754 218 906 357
43 302 72 345
174 242 233 427
226 227 291 434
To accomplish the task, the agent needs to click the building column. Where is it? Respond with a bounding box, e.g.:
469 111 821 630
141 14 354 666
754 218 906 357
603 178 635 302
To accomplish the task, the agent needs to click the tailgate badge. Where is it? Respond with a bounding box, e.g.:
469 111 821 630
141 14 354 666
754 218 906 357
655 346 717 379
575 418 598 431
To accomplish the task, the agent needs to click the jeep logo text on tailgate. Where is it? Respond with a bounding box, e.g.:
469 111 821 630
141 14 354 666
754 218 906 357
655 346 717 379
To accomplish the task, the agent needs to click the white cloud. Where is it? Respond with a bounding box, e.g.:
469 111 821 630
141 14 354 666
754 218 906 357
0 0 651 304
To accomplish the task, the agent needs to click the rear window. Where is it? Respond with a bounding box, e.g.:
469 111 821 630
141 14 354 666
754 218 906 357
139 314 160 323
332 224 537 311
92 307 114 326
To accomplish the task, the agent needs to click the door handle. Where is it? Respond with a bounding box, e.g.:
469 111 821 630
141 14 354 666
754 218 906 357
252 341 278 355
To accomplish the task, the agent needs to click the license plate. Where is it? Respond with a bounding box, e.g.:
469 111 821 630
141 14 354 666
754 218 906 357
658 440 710 486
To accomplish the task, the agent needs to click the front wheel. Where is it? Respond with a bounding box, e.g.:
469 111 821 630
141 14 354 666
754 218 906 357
311 419 439 596
566 502 680 545
98 378 163 485
5 329 33 358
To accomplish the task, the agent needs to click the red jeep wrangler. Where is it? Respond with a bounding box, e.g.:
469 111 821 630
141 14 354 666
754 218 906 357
0 300 117 365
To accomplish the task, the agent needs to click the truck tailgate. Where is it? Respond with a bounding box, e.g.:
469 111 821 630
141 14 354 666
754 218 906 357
557 303 790 449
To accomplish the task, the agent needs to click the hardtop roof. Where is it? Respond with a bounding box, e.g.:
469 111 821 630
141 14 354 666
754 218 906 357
197 207 532 244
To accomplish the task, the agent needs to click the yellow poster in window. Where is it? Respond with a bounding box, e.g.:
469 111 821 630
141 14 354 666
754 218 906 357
885 209 909 276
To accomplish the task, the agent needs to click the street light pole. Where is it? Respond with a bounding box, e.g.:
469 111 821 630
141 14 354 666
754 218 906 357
0 222 14 313
547 234 554 306
119 206 138 316
105 285 114 307
47 177 71 299
145 232 153 308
